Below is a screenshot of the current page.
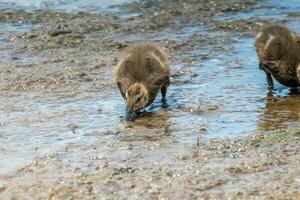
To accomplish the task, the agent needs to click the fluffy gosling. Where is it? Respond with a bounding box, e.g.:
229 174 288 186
255 24 300 89
114 43 170 121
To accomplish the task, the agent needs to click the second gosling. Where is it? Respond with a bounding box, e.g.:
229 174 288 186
113 43 170 121
255 24 300 89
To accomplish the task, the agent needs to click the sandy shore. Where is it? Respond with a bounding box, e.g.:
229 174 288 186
0 0 300 199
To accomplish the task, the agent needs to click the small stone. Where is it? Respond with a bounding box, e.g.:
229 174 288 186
0 184 6 193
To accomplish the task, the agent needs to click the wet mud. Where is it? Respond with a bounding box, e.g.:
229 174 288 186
0 0 300 199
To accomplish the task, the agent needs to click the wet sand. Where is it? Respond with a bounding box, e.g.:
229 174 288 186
0 0 300 199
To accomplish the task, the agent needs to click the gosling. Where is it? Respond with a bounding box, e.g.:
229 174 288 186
255 24 300 89
113 43 170 121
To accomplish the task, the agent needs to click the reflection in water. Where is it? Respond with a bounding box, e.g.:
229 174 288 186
117 111 172 141
259 94 300 131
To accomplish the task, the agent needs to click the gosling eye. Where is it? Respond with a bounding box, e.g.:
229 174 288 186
136 97 142 103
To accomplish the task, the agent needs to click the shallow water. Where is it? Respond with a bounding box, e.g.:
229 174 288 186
0 0 300 176
0 0 134 12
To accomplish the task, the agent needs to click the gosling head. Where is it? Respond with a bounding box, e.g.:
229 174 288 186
125 83 149 121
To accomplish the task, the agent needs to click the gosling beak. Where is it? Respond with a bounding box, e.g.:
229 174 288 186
126 107 137 121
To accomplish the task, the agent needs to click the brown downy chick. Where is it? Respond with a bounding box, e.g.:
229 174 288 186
113 43 170 121
255 24 300 89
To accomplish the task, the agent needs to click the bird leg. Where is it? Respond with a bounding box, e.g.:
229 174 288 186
265 71 274 90
161 77 170 108
161 88 168 109
259 61 263 70
260 62 274 90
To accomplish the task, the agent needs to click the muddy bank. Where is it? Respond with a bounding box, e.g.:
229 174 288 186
1 128 300 199
1 0 300 199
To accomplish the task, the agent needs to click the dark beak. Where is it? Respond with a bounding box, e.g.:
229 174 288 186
126 107 137 121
